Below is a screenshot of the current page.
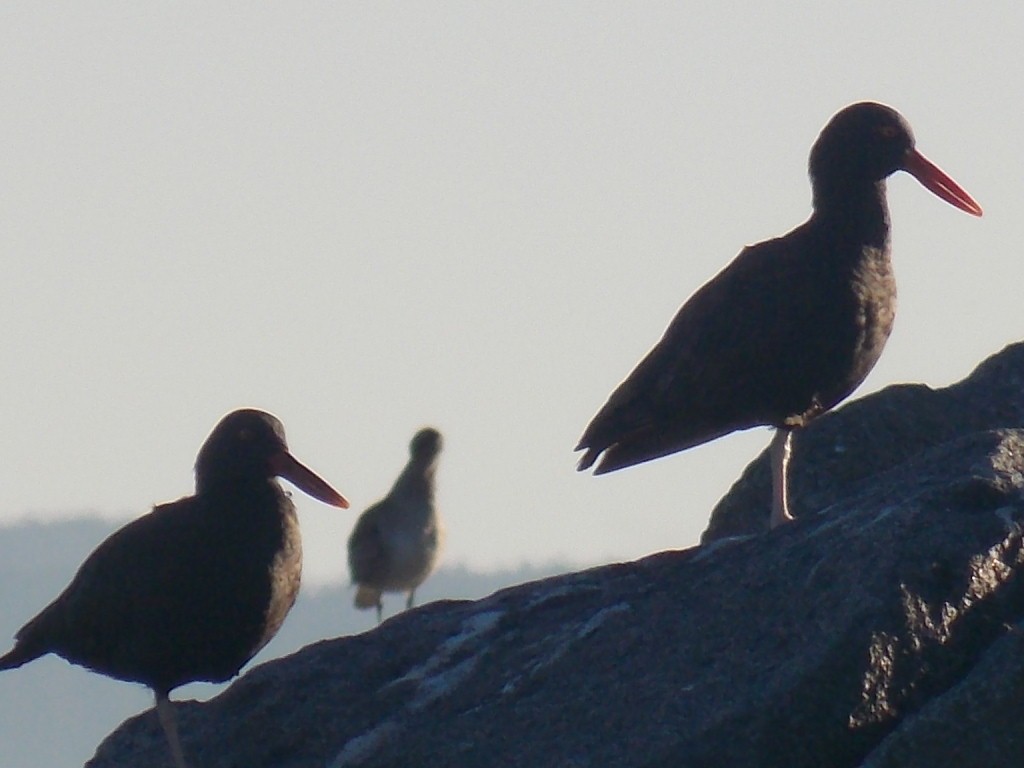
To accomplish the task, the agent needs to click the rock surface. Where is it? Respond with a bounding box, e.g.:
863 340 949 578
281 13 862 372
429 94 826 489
88 344 1024 768
704 342 1024 541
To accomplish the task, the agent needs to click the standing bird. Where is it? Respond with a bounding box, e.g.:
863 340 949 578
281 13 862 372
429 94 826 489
0 409 349 768
348 427 443 623
576 102 982 527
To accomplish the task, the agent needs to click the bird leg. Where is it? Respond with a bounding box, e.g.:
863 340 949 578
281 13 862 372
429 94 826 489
406 589 416 610
375 600 383 625
769 428 794 528
155 692 190 768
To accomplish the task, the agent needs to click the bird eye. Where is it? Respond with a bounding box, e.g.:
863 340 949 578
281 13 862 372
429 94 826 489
237 428 252 442
878 124 898 139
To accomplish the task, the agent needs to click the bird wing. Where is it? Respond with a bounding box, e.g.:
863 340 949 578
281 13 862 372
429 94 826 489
7 498 205 677
347 503 387 584
577 229 813 473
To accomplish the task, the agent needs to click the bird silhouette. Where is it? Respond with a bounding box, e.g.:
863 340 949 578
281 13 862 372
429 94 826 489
577 102 982 527
0 409 348 768
348 427 443 623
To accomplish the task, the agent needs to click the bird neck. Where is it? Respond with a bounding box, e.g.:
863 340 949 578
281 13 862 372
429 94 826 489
391 460 437 503
195 472 283 507
811 180 891 248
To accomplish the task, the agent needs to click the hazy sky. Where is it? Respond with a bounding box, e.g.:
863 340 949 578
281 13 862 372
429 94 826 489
1 3 1019 587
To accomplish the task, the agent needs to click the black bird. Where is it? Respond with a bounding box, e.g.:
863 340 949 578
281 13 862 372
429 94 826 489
348 427 443 623
576 102 982 527
0 409 349 768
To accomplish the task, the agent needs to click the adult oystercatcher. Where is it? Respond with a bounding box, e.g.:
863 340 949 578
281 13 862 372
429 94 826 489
576 102 982 527
348 427 443 623
0 409 348 768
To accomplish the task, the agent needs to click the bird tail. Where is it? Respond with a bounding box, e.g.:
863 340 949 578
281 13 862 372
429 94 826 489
0 641 41 672
354 585 383 611
0 606 54 672
574 444 601 472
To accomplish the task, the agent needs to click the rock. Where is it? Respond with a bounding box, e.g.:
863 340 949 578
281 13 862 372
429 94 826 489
87 345 1024 768
703 342 1024 542
860 623 1024 768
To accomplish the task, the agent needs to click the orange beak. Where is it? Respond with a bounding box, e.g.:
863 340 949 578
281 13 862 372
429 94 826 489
269 452 349 508
903 148 983 217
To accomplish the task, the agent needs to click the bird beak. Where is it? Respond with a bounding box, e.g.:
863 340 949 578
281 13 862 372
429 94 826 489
269 452 350 508
902 148 983 217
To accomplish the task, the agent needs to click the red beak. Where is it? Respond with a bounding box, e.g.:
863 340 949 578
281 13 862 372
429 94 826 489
903 148 983 217
269 452 350 508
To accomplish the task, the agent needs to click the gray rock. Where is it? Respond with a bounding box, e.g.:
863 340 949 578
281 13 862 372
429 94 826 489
860 623 1024 768
87 345 1024 768
703 342 1024 542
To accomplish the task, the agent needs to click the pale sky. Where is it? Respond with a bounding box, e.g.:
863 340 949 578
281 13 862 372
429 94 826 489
1 2 1019 587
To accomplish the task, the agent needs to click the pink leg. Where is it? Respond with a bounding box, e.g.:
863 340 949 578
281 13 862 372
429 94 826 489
769 428 794 528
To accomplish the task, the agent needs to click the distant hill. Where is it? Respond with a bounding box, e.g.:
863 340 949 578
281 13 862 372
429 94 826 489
0 517 574 768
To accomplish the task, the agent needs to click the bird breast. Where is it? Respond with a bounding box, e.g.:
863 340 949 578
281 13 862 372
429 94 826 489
839 244 898 395
374 498 441 589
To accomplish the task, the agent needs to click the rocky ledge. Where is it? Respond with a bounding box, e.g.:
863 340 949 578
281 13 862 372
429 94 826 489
90 343 1024 768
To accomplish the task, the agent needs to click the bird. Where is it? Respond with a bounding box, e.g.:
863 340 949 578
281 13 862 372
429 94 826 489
576 102 982 528
348 427 443 623
0 408 349 768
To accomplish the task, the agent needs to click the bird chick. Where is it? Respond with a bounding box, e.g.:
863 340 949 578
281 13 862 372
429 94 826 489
348 427 443 623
